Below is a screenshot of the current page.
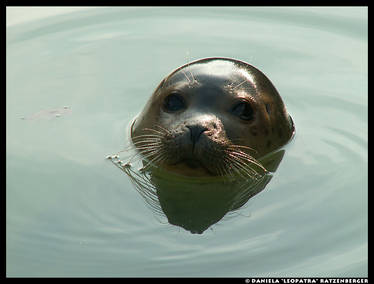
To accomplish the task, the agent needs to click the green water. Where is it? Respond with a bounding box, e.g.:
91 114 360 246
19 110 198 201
6 7 367 277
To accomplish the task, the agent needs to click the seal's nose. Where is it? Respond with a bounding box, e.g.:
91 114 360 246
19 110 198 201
186 125 208 144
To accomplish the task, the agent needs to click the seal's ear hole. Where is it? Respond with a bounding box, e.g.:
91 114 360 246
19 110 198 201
232 101 254 121
162 92 186 113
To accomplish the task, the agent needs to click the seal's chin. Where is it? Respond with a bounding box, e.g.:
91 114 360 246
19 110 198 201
184 159 203 169
164 159 215 177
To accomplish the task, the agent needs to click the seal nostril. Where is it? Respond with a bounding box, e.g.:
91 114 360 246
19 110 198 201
186 125 208 144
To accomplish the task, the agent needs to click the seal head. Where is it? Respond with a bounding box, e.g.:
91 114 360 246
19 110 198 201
131 57 294 177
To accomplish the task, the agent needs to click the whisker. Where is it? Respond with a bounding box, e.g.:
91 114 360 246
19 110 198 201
229 150 267 173
153 125 171 134
143 127 168 136
142 152 167 169
138 148 163 158
216 162 228 178
226 151 265 179
128 152 144 164
221 155 249 180
181 69 191 84
222 155 254 178
133 146 162 152
132 140 163 146
132 134 163 139
132 136 163 143
229 158 256 179
228 144 258 154
114 145 134 153
187 65 196 84
232 79 247 90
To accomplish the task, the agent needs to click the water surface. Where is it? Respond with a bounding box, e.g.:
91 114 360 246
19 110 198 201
6 7 367 277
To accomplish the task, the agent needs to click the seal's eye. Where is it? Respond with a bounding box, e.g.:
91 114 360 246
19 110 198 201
232 101 254 121
163 93 186 112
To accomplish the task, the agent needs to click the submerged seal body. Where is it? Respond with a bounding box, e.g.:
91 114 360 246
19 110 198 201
131 57 294 177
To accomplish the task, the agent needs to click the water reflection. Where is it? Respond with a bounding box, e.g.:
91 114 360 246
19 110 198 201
109 149 286 234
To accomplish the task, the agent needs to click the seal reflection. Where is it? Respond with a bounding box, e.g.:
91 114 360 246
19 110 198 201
108 149 285 234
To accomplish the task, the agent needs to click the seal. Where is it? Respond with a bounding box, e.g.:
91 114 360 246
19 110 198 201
130 57 294 177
